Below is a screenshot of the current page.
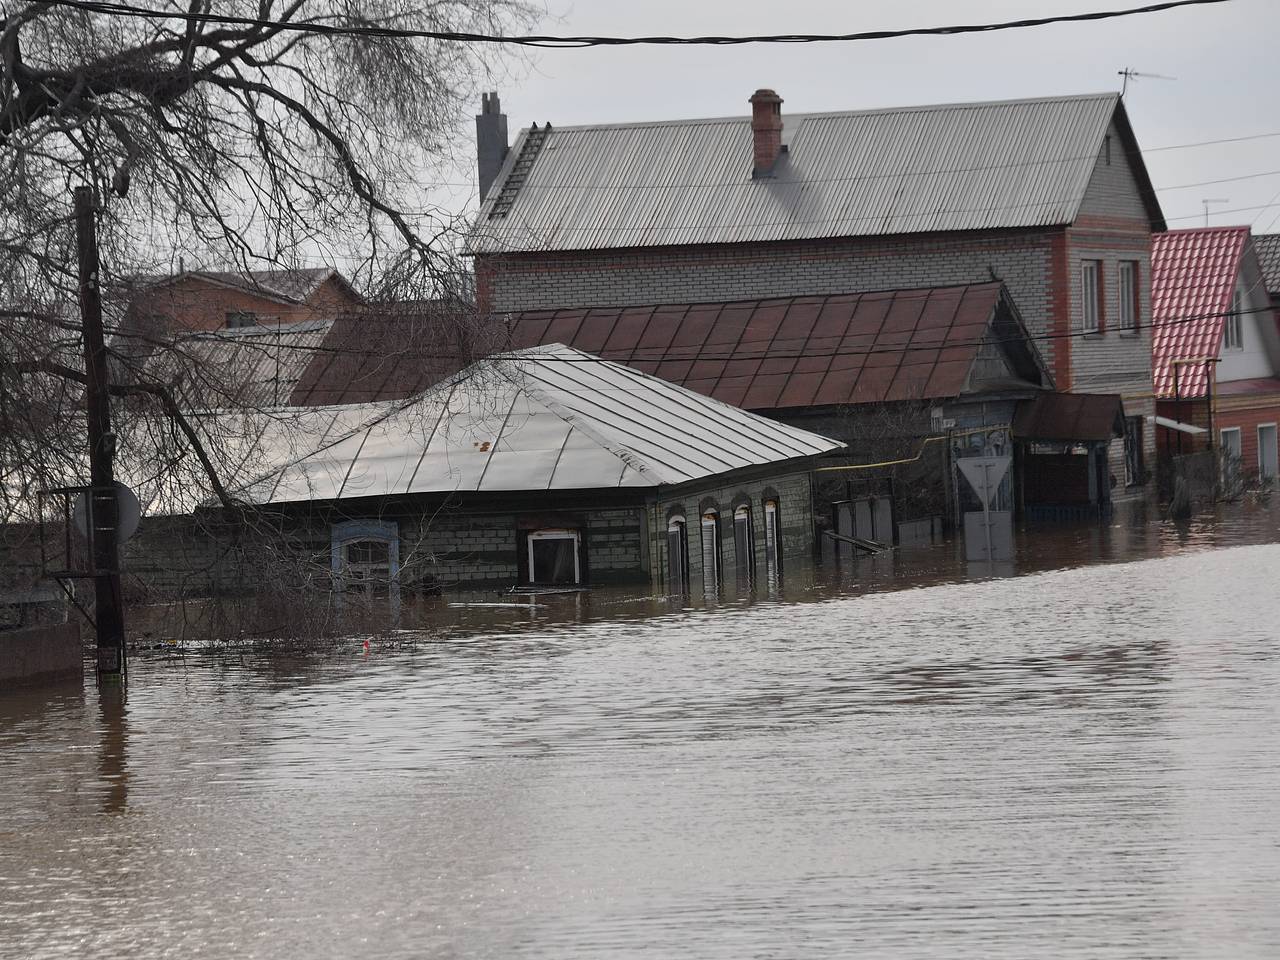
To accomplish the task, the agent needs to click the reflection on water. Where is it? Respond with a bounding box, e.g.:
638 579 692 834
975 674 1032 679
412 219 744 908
2 504 1280 959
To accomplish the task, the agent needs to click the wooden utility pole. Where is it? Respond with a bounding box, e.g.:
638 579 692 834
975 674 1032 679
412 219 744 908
75 185 126 677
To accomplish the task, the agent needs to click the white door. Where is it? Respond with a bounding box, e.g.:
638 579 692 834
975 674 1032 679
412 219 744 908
1258 424 1278 480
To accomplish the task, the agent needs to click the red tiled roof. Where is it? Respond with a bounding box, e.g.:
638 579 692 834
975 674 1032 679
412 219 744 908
507 282 1028 410
1151 227 1249 399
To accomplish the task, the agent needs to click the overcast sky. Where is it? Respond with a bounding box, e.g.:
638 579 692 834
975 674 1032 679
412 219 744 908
456 0 1279 233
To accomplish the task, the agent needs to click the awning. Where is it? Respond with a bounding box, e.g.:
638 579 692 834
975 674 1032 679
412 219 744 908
1149 415 1207 436
1011 392 1125 443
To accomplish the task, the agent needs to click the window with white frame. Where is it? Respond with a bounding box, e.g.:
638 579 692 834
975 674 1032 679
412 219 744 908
1257 423 1278 480
733 504 754 585
1118 261 1139 332
1223 287 1244 351
526 529 581 585
666 517 689 594
700 510 721 596
1081 260 1103 334
763 500 782 580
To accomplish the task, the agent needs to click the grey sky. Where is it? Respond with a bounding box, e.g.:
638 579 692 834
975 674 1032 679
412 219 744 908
477 0 1279 232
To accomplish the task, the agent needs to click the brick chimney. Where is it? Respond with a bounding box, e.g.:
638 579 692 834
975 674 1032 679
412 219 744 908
749 89 784 177
476 92 509 201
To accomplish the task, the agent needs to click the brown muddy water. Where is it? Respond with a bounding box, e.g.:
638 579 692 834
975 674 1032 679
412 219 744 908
3 502 1280 958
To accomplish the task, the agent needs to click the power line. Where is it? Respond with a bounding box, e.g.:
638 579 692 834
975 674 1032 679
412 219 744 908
43 0 1233 48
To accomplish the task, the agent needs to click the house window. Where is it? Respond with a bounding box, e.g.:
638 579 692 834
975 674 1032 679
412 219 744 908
666 517 689 594
1220 427 1243 488
1081 261 1103 334
226 310 258 329
763 499 782 581
733 504 754 585
330 519 400 616
1223 287 1243 350
700 510 721 597
526 529 581 585
1123 416 1145 486
1118 261 1140 333
1258 424 1278 480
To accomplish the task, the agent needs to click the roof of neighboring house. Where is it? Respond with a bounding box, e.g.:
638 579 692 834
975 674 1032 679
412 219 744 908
233 344 843 504
1151 226 1250 398
119 318 334 409
137 267 358 306
289 302 497 406
1255 233 1280 297
505 282 1049 410
1011 392 1125 442
468 91 1163 254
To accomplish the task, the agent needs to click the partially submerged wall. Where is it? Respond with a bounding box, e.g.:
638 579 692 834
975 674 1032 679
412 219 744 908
0 622 82 687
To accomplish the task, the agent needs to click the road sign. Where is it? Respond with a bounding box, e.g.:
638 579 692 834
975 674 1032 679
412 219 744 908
957 456 1012 508
72 482 141 543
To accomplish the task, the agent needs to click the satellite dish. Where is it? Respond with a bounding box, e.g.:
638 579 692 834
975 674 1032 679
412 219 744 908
72 482 142 543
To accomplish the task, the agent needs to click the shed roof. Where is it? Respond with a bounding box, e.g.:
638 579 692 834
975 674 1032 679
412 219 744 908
1011 392 1125 442
468 92 1162 254
1151 226 1249 398
506 282 1048 410
1254 233 1280 297
237 343 843 504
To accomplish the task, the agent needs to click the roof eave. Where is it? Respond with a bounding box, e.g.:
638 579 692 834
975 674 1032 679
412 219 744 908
1111 97 1167 232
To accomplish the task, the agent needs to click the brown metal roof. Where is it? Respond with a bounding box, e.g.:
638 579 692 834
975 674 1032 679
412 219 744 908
1011 392 1125 442
289 302 502 406
507 282 1046 410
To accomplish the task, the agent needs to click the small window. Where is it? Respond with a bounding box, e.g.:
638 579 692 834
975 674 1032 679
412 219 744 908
700 511 721 596
1123 416 1144 486
526 529 580 585
344 539 391 598
763 500 782 581
1221 427 1243 488
1223 288 1243 350
1258 424 1278 480
226 310 258 329
1081 261 1103 334
733 505 754 585
1118 261 1140 333
666 517 689 595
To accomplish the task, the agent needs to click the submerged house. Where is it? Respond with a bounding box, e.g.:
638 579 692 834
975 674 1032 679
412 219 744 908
127 345 842 606
468 89 1164 494
1151 226 1280 483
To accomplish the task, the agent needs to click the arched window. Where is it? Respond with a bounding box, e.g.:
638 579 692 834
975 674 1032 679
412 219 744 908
763 499 782 580
700 510 721 596
733 504 754 585
331 519 400 618
667 516 690 594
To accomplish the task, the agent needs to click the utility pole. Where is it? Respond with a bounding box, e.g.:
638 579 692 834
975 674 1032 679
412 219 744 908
75 185 126 678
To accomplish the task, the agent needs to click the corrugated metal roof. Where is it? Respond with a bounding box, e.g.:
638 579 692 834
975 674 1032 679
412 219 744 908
1011 392 1124 442
137 267 352 305
1254 233 1280 297
1151 227 1249 399
131 319 334 408
506 282 1049 409
236 344 842 504
468 93 1132 254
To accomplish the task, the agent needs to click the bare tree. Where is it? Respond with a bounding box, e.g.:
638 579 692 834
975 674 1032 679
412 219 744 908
0 1 537 629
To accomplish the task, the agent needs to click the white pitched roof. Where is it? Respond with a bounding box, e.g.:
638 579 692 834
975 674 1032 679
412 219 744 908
468 92 1164 254
238 344 842 503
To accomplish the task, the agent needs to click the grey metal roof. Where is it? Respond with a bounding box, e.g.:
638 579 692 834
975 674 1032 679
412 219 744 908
138 267 351 305
236 343 843 504
1254 234 1280 296
468 92 1146 254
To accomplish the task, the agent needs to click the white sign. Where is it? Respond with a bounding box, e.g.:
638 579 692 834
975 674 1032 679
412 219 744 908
957 456 1012 508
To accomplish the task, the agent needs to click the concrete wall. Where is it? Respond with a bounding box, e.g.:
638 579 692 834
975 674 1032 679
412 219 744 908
0 622 81 687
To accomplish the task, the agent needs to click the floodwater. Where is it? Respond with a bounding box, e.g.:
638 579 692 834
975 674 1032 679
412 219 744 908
3 504 1280 958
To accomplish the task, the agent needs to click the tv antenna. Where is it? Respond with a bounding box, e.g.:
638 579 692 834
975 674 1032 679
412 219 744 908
1118 67 1176 97
1202 198 1230 226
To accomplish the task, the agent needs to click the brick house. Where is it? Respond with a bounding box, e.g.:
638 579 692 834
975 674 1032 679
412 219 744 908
468 89 1164 493
1152 226 1280 483
128 266 361 333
